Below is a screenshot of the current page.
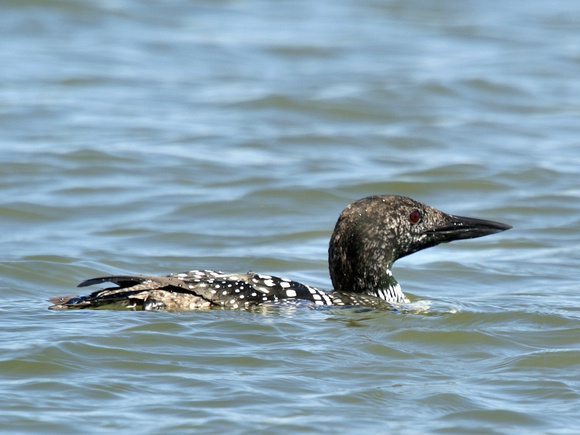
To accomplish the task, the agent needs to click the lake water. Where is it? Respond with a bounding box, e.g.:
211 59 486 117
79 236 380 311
1 0 580 433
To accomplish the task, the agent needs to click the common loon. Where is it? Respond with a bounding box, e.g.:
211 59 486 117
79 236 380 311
48 195 511 311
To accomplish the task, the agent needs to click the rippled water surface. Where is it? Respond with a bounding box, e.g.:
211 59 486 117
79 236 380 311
1 0 580 433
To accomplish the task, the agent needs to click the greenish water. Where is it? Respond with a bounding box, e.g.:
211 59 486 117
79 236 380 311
1 0 580 433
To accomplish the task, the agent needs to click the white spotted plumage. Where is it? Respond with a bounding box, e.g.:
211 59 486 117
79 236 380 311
163 270 342 308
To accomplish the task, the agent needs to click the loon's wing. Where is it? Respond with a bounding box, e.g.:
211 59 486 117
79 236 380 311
48 270 336 311
48 275 193 310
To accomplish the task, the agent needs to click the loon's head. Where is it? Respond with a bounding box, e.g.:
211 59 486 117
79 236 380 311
328 195 511 296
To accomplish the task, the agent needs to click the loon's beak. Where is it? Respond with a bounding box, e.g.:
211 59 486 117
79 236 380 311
428 215 512 244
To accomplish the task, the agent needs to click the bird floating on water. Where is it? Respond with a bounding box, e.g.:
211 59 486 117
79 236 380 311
48 195 511 311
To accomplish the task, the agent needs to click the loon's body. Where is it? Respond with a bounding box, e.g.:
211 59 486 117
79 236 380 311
48 195 511 311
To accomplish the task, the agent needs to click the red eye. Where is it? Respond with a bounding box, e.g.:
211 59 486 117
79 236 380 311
410 210 421 224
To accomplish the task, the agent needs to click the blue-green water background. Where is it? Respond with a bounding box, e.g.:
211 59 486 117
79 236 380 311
1 1 580 433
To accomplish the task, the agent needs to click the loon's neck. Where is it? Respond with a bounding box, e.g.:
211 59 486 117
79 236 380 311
328 230 408 303
371 267 407 304
333 265 408 304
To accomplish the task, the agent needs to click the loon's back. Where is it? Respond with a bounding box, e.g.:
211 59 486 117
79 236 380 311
48 270 340 310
